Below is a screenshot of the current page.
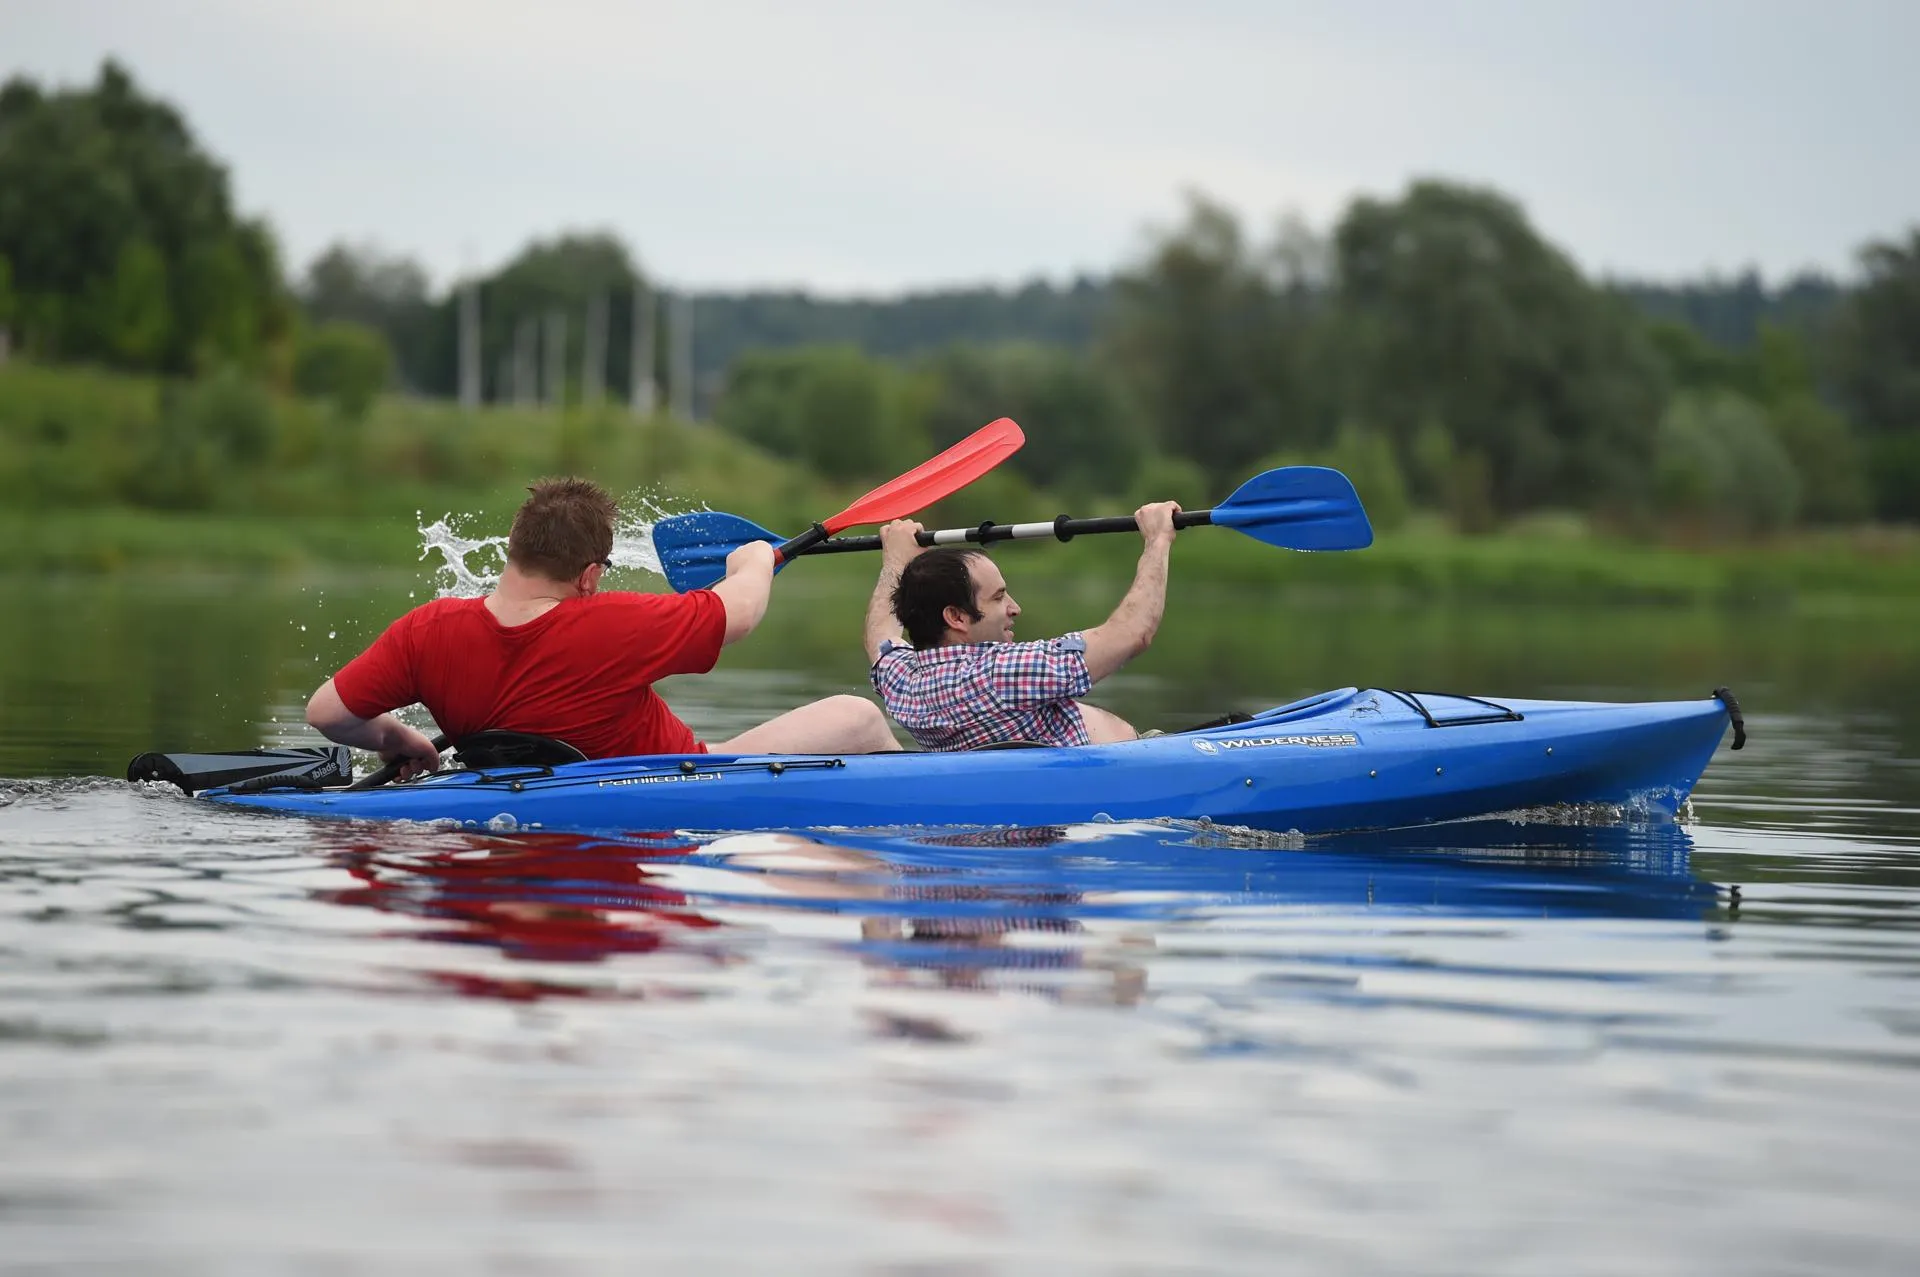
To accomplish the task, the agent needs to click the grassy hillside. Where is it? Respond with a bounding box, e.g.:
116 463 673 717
3 362 1916 608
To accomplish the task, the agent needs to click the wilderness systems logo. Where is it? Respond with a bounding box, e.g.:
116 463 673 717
1194 733 1360 754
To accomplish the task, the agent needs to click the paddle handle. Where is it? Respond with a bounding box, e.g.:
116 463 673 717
802 510 1218 554
346 733 451 791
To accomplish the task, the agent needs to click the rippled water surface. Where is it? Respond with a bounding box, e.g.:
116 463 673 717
3 574 1918 1273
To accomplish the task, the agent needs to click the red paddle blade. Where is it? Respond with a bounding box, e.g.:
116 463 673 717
822 417 1025 534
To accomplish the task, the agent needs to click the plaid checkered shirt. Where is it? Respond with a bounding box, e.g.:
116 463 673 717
870 633 1093 751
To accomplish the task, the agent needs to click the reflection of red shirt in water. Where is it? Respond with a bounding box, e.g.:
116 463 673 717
332 590 726 757
323 833 722 981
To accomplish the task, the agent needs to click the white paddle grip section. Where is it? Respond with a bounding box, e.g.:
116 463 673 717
925 521 1063 546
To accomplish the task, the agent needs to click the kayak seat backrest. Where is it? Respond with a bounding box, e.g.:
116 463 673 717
971 739 1049 751
453 731 589 770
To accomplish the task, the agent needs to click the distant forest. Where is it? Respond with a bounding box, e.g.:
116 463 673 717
289 262 1850 408
6 60 1918 528
682 271 1847 397
285 254 1859 423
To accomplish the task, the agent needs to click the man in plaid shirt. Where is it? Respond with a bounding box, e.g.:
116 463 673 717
864 502 1182 751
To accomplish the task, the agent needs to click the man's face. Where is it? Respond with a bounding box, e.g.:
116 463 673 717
950 555 1019 644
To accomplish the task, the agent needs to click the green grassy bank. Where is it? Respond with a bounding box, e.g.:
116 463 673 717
4 361 1916 607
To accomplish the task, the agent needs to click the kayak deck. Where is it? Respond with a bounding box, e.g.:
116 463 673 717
201 688 1737 836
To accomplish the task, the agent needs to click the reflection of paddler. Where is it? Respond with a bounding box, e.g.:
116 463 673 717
688 831 1147 1004
319 830 723 968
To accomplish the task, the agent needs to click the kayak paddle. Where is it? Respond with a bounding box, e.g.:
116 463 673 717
655 465 1373 592
651 416 1026 591
127 735 454 794
129 744 355 795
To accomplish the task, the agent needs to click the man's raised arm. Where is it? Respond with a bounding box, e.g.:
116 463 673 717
864 520 925 664
1080 501 1180 683
711 540 776 647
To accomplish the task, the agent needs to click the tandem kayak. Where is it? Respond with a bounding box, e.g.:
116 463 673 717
182 687 1745 836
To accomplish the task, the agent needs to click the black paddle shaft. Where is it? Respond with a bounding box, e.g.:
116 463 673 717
804 509 1216 555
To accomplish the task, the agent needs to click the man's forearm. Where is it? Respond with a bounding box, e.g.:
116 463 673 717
863 561 907 662
308 679 375 747
713 564 773 645
1080 538 1174 681
1109 538 1173 640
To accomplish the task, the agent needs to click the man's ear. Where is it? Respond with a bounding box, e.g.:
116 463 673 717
942 604 972 634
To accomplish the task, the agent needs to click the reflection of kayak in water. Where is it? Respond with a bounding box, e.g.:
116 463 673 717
666 817 1719 925
305 818 1718 1006
190 687 1740 837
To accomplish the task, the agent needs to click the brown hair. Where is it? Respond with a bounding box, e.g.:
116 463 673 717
507 477 617 581
891 547 987 648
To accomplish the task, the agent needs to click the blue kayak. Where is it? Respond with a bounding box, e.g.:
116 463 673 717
200 687 1741 836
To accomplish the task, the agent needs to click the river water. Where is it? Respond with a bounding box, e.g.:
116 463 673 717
2 564 1917 1274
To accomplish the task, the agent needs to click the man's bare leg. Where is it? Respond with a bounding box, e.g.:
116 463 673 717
717 695 903 754
1079 702 1140 744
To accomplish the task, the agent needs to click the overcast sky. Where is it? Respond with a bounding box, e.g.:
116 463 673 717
4 0 1915 294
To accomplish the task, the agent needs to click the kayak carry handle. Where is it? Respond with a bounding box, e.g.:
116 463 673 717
1712 687 1747 750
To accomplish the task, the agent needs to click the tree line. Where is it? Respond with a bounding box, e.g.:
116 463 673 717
3 61 1917 527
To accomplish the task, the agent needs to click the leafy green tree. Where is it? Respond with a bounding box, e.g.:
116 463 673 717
1830 227 1920 519
1331 181 1667 516
1126 453 1212 511
299 244 438 392
716 344 929 480
96 240 170 366
471 232 642 405
1645 319 1755 398
294 321 395 420
0 61 290 372
1767 393 1867 523
921 342 1146 493
1655 391 1801 533
0 253 14 361
1104 195 1328 485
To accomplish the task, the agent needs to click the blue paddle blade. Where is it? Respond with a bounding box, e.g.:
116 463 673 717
652 511 789 592
1209 466 1375 550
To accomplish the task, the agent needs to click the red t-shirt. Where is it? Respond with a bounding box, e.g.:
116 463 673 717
331 590 727 758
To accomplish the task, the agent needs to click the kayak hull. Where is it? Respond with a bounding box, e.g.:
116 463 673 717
203 688 1734 836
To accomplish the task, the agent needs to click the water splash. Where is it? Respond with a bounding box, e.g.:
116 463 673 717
416 488 696 599
613 490 689 579
417 513 509 599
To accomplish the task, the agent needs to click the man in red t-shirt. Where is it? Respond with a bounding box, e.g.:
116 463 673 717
305 477 900 777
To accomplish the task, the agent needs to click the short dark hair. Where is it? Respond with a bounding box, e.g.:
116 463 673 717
508 477 616 580
892 548 987 648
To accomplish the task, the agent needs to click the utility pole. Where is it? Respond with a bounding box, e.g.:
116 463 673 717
514 317 538 407
543 310 567 409
458 278 481 410
670 291 694 421
583 290 607 405
629 282 655 415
